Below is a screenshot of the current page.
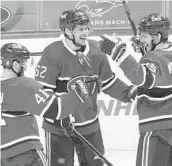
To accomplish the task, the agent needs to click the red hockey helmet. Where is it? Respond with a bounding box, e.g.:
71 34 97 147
59 9 90 32
1 43 30 68
138 13 170 41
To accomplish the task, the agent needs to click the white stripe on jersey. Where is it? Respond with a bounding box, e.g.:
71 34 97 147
137 93 172 101
2 113 30 118
44 89 54 93
45 131 51 166
58 77 71 81
101 75 118 91
0 136 40 149
56 97 62 120
139 114 172 124
45 118 54 123
101 75 114 84
55 92 68 96
38 81 56 89
156 85 172 88
136 64 147 87
142 132 152 166
148 73 156 89
74 116 98 126
36 149 48 166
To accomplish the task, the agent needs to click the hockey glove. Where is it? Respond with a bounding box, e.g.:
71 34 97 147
60 116 75 137
100 33 127 63
130 36 147 56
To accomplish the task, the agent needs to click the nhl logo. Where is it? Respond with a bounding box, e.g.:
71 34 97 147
1 6 11 24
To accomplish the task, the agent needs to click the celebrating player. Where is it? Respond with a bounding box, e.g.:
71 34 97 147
100 13 172 166
35 9 136 166
0 43 90 166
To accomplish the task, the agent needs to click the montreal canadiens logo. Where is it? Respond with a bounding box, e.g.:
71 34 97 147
67 75 89 93
1 6 11 24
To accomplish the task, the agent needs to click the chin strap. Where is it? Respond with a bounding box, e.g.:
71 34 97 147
11 65 24 77
151 34 163 51
64 32 85 48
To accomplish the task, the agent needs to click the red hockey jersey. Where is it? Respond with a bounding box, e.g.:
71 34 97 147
120 47 172 133
0 76 83 158
35 37 131 135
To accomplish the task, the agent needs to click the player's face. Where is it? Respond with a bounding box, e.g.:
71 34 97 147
13 59 28 76
72 24 90 46
140 31 154 52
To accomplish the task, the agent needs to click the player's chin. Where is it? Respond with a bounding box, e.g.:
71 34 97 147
78 39 87 46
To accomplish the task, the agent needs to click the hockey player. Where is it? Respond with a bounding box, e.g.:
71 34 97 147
35 9 136 166
100 13 172 166
0 43 90 166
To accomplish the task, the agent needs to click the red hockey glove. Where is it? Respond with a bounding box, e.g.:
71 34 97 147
100 33 127 63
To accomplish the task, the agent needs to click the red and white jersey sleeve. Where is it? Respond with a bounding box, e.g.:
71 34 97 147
99 55 131 103
120 51 172 89
1 77 80 120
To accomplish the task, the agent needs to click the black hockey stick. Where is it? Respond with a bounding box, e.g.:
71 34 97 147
121 0 145 55
121 0 137 36
72 127 114 166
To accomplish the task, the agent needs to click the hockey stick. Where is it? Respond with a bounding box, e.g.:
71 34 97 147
72 127 114 166
121 0 137 36
121 0 145 55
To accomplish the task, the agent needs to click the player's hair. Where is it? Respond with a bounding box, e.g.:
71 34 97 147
138 13 170 42
1 43 30 68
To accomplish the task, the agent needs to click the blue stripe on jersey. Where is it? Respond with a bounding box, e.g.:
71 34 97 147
56 79 68 93
43 98 59 120
138 87 172 98
2 111 27 116
101 73 116 88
